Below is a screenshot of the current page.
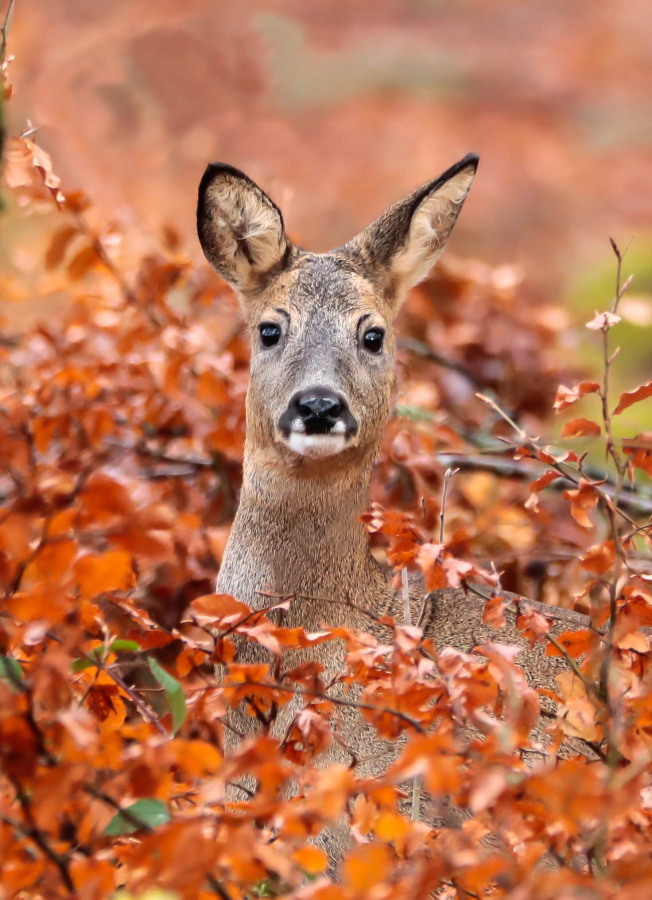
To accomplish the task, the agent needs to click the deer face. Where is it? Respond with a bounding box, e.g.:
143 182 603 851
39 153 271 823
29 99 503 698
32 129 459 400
197 157 478 472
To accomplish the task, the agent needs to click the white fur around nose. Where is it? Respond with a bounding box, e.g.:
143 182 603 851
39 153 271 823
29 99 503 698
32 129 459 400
286 433 348 458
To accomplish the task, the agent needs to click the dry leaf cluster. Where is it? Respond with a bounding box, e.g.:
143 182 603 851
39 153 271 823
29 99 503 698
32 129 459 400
2 61 652 900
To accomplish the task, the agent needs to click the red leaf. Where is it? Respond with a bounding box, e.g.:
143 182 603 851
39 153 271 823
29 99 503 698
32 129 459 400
553 381 601 412
528 470 558 493
560 418 601 438
613 381 652 415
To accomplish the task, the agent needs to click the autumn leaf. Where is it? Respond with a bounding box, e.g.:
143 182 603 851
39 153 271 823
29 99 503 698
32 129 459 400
580 541 615 574
553 381 601 412
3 136 66 206
562 480 600 529
74 550 135 599
416 542 446 591
547 629 598 659
613 381 652 415
482 594 507 628
292 845 328 875
560 418 601 438
528 469 558 493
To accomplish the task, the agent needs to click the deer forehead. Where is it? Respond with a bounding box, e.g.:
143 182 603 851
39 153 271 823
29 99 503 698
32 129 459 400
250 253 392 328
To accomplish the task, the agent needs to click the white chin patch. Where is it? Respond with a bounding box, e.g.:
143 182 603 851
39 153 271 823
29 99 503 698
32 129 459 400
286 433 347 458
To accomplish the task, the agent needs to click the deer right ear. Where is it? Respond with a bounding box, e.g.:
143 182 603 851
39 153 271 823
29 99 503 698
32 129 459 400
197 164 291 295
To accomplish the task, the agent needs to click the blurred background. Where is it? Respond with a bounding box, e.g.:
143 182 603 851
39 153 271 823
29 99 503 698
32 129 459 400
3 0 652 305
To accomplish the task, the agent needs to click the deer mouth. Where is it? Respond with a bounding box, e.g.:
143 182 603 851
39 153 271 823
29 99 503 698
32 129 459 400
285 430 349 459
278 387 358 458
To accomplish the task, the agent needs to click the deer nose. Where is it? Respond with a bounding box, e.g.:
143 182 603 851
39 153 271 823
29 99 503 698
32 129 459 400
281 387 351 436
296 391 342 423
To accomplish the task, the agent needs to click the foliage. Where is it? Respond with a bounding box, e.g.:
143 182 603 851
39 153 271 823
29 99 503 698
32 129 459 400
2 49 652 900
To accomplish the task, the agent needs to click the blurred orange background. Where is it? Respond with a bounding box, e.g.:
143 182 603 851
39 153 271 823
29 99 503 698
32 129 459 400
4 0 651 304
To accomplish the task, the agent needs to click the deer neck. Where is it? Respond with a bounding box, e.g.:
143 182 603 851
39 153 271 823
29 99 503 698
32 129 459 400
217 446 389 624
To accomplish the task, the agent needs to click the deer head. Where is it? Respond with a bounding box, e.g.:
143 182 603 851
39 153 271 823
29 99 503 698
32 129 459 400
197 156 478 477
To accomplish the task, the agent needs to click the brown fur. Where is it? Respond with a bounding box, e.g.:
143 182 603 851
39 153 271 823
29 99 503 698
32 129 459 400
197 156 587 867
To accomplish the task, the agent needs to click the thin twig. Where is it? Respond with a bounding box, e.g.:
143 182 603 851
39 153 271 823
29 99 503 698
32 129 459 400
397 337 481 388
434 452 652 515
0 0 16 64
9 778 75 893
439 466 459 543
227 680 427 735
475 393 640 528
108 667 168 735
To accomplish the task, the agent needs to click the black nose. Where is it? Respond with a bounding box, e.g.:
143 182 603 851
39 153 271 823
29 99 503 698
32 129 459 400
280 387 352 436
296 391 342 423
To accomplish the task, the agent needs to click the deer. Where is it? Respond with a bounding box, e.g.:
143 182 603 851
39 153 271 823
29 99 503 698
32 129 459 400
196 155 588 870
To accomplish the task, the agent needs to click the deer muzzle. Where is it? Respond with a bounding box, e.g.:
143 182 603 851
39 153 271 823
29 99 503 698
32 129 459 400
278 386 359 458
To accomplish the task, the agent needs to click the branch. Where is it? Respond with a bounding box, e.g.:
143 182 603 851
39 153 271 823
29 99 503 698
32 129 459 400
434 452 652 516
227 680 428 735
397 337 481 387
9 778 75 893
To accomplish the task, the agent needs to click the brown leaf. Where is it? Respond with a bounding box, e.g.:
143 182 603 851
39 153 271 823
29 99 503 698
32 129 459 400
44 224 79 269
3 136 65 206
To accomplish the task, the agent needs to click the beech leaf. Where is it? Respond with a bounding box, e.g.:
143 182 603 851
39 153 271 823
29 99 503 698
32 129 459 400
613 381 652 415
148 657 186 734
103 798 170 836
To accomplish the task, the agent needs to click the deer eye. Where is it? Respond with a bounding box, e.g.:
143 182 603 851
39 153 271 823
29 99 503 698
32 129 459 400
259 322 281 348
362 327 385 354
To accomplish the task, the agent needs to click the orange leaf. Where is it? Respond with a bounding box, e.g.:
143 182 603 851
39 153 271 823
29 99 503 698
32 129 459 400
190 593 251 627
44 224 79 269
528 469 558 493
292 845 328 874
553 381 601 412
416 542 445 591
580 541 615 574
517 608 550 647
74 550 135 599
3 136 65 206
67 244 103 281
547 629 597 659
562 480 599 529
614 381 652 415
560 418 601 438
343 843 391 892
482 594 507 628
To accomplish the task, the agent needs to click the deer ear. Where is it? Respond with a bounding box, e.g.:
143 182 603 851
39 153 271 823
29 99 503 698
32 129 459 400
197 164 291 294
343 154 478 312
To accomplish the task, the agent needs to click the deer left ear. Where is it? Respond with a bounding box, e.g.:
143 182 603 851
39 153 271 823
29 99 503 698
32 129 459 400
197 163 291 295
343 154 478 313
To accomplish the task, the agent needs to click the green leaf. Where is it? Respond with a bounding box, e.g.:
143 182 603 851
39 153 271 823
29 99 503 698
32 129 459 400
0 655 24 691
72 639 141 672
103 798 170 836
148 657 186 734
395 403 433 423
108 639 140 652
